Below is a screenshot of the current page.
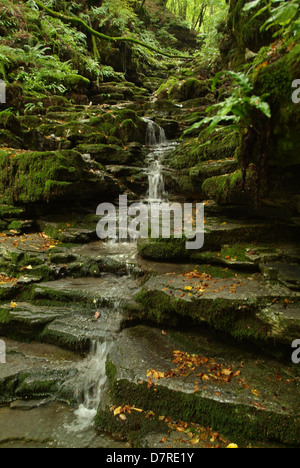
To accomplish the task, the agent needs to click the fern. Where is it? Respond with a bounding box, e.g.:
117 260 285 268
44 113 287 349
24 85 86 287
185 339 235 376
183 71 271 137
243 0 300 38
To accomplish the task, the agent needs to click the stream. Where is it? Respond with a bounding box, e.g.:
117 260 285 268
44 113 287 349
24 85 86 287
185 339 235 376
0 118 176 449
69 119 175 428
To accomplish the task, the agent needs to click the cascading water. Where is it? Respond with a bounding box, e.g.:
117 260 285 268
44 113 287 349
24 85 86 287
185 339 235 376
143 118 174 203
66 121 176 434
144 118 166 146
67 340 111 432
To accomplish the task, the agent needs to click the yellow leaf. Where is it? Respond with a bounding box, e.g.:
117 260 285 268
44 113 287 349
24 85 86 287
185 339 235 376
184 286 192 291
114 406 122 416
227 443 238 448
119 413 127 421
251 388 260 396
221 369 233 376
132 407 143 413
190 438 200 445
10 302 17 308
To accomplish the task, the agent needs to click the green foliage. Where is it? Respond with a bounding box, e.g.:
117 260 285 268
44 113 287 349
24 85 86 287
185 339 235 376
89 0 137 33
167 0 227 30
167 0 228 58
243 0 300 39
183 71 271 137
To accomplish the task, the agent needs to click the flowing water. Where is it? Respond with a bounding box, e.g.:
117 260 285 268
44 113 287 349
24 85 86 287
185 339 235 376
143 118 177 203
61 118 175 438
68 341 112 432
0 119 177 448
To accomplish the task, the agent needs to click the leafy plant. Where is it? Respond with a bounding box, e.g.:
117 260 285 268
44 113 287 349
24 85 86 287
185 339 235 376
24 101 44 114
183 71 271 138
243 0 300 38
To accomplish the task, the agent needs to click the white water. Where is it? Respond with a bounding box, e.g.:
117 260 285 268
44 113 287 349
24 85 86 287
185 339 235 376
66 120 176 435
67 340 111 432
143 118 177 203
144 118 166 146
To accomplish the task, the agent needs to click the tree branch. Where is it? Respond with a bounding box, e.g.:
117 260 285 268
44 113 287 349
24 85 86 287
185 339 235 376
33 0 190 60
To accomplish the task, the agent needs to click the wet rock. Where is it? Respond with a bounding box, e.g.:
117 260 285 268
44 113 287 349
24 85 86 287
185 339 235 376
23 129 59 152
0 148 120 207
137 216 300 261
131 270 300 345
10 398 52 410
0 338 79 404
96 325 300 446
261 263 300 291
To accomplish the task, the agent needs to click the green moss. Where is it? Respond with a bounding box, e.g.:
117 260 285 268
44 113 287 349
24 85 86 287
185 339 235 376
0 307 12 324
202 170 246 205
253 43 300 166
0 149 86 204
132 287 272 343
106 358 117 392
156 77 179 99
0 205 24 218
137 236 188 261
225 0 270 66
64 74 90 91
7 220 23 231
103 377 299 446
220 244 252 263
0 111 22 135
167 130 240 170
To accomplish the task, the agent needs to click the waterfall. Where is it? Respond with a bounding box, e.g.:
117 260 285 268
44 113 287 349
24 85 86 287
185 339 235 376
67 340 111 431
143 118 168 202
148 159 166 201
144 118 166 146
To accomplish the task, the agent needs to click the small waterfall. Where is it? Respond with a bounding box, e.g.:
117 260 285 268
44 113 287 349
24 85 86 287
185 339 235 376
148 159 166 201
143 118 168 202
144 118 166 146
67 340 111 431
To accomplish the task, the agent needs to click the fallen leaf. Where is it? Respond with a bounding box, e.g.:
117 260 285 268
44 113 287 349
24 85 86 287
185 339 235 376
114 406 122 416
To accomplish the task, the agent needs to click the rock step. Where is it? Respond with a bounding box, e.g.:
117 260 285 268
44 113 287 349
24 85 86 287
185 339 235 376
26 275 141 307
0 337 79 404
131 270 300 346
95 325 300 446
0 298 125 353
137 216 300 261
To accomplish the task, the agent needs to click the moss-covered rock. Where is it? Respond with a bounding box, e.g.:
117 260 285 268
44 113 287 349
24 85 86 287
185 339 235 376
202 168 255 205
0 111 22 136
165 129 240 170
64 74 90 93
253 43 300 168
96 325 300 446
0 148 120 206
